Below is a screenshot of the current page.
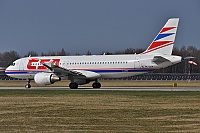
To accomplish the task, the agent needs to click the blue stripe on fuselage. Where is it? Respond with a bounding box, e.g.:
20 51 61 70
5 69 153 75
90 69 153 73
5 71 44 75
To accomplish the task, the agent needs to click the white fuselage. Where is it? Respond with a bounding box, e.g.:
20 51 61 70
5 53 182 80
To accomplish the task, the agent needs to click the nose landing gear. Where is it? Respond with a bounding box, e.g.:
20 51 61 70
25 79 31 89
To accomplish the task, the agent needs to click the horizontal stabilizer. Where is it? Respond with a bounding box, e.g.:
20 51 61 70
182 57 195 61
152 56 170 64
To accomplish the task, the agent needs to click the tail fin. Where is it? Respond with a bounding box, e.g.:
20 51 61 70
142 18 179 55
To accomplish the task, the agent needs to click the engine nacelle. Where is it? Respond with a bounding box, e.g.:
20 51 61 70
34 73 61 85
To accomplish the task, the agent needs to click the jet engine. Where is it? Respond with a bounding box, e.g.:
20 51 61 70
34 73 61 85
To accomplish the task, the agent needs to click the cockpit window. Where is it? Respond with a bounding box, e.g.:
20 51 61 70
10 63 16 66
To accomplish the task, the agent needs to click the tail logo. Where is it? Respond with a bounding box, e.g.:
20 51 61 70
142 18 179 55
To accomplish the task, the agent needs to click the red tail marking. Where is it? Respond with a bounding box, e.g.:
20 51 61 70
148 41 172 50
143 41 174 54
160 27 176 33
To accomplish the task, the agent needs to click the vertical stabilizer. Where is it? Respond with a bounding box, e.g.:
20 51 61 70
142 18 179 55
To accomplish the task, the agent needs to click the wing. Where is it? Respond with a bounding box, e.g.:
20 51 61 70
43 63 101 79
43 63 84 77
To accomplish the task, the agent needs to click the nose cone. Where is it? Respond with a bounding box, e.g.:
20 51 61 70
5 66 11 76
5 65 18 78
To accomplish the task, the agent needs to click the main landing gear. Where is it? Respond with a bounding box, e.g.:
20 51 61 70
92 82 101 88
25 79 31 89
69 82 78 89
69 81 101 89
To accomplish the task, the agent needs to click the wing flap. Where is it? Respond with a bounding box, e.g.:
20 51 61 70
43 63 84 77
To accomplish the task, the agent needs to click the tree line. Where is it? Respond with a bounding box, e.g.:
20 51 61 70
0 46 199 73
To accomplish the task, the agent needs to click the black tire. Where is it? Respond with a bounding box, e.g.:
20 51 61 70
25 84 31 89
92 82 101 88
69 83 78 89
92 83 97 88
97 82 101 88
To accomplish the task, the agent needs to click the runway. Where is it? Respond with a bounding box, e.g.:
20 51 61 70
0 86 200 91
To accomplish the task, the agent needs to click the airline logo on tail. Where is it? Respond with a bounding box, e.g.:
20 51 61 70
143 18 179 55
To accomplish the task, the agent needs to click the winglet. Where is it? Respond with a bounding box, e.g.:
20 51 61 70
142 18 179 55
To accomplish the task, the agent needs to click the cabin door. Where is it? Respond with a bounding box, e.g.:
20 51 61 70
19 60 24 70
134 56 141 68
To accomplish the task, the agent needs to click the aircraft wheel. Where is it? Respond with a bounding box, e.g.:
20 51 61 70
25 79 31 89
69 83 78 89
25 84 31 89
92 82 101 88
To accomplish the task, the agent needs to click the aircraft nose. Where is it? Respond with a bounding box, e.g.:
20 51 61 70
5 66 11 75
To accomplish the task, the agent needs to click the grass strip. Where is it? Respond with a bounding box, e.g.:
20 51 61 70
0 90 199 132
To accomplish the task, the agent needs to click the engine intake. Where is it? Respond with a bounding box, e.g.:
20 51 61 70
34 73 61 85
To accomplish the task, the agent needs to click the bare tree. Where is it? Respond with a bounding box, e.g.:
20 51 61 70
75 53 80 56
57 48 70 56
86 50 91 55
25 50 38 57
2 51 20 67
40 51 56 56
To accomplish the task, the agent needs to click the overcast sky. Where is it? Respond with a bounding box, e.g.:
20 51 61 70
0 0 199 55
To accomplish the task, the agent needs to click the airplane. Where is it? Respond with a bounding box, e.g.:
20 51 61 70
5 18 183 89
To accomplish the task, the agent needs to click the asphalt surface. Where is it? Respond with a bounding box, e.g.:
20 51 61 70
0 87 200 91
